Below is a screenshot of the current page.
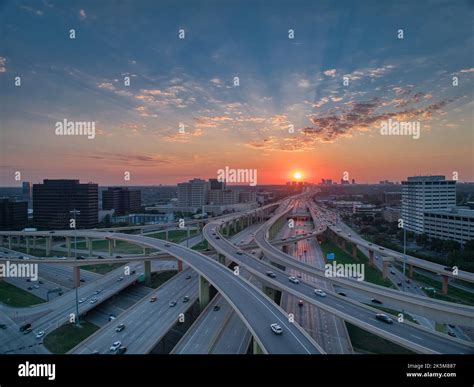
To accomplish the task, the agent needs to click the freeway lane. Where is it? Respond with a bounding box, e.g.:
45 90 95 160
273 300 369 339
205 220 474 354
107 232 323 354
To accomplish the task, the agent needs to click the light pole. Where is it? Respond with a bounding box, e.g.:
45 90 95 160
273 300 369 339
70 209 81 327
401 221 407 292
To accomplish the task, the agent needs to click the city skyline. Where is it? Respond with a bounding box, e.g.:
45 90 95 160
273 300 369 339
1 0 473 186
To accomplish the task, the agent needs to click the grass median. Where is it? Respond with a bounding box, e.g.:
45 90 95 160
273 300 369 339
43 321 99 354
0 282 44 307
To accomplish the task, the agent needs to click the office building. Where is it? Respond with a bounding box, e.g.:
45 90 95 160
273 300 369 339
22 182 32 201
209 189 239 205
33 179 98 229
423 208 474 245
209 178 225 191
0 198 28 230
177 178 209 207
102 187 141 215
401 175 456 233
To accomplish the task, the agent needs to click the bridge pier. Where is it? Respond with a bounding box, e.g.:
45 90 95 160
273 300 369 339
368 250 374 266
26 237 30 254
32 236 36 248
46 236 52 256
8 236 12 250
66 237 71 257
177 259 183 272
108 239 114 256
351 243 358 259
252 338 264 354
408 264 413 278
441 275 449 295
73 266 81 288
263 285 279 302
198 275 210 310
165 229 169 241
382 259 389 279
282 245 289 254
144 260 151 286
86 237 92 257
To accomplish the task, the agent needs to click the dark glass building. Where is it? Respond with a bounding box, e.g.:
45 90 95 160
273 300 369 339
33 179 98 229
102 187 141 215
0 198 28 230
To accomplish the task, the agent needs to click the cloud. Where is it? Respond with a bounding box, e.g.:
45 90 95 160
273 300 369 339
459 68 474 73
298 79 310 88
300 97 454 142
79 9 87 20
21 6 43 16
313 97 329 108
0 57 6 73
323 69 337 77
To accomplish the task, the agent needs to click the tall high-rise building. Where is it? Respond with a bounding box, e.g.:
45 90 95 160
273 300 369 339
22 182 32 200
102 187 141 215
209 178 225 191
0 198 28 230
401 176 456 233
177 178 209 207
33 179 98 229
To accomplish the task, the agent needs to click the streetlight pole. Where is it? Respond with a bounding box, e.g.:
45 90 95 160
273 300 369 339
70 209 81 327
402 221 407 292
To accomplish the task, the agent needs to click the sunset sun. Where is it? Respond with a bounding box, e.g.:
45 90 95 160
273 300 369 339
293 171 303 180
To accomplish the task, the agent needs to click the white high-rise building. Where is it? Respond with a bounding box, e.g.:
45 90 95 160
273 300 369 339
401 175 456 233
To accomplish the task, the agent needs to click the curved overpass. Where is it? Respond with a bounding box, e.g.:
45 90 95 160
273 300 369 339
251 207 474 327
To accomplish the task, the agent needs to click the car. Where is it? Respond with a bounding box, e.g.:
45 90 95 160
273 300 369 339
298 300 304 307
447 331 457 338
281 238 286 241
375 313 393 324
117 276 124 282
79 297 86 304
236 251 243 255
23 327 33 334
215 236 220 240
26 278 31 282
288 276 300 284
35 331 45 339
39 280 44 284
164 243 171 247
33 285 39 289
448 324 456 329
115 323 125 332
90 297 98 304
390 270 396 275
444 267 454 272
108 315 116 321
169 301 177 307
19 323 32 332
185 275 192 280
270 323 283 335
266 271 276 278
80 279 85 283
397 282 402 286
149 296 157 303
116 256 123 259
183 296 189 303
49 231 55 234
110 341 121 352
314 289 327 297
371 298 383 305
97 255 104 259
379 247 385 251
297 274 302 278
347 234 352 237
337 292 347 297
116 346 127 355
251 251 256 254
213 305 220 311
405 279 411 284
27 286 33 290
0 324 7 329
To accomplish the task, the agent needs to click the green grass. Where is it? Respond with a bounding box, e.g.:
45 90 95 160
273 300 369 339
81 263 124 274
147 229 198 243
320 241 394 288
408 270 474 306
0 282 44 306
345 322 415 354
71 239 143 254
43 321 99 354
148 270 178 288
192 239 209 251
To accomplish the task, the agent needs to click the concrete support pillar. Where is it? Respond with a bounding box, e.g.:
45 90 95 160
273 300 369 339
144 260 151 286
382 260 389 279
282 245 289 254
26 237 30 254
66 237 71 258
86 237 92 257
8 236 12 250
441 275 449 295
352 243 358 259
263 285 278 302
73 266 81 288
368 250 374 267
252 338 264 355
408 264 413 278
108 239 114 257
198 275 210 310
46 236 52 256
165 229 169 241
142 246 147 255
32 236 36 248
177 259 183 272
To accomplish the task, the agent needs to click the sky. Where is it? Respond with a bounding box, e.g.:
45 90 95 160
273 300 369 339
0 0 473 186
